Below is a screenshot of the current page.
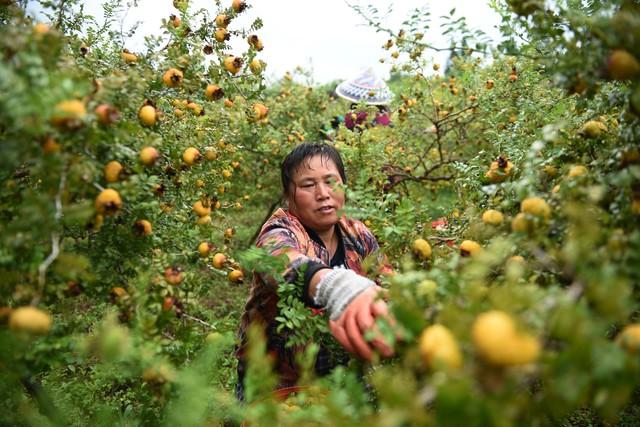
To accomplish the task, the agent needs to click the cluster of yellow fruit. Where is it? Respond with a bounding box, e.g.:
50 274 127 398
485 156 514 183
511 197 551 233
418 310 540 370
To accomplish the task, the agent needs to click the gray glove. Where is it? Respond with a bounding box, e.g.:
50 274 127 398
313 267 376 320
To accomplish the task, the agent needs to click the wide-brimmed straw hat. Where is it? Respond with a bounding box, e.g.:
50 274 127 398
335 68 393 106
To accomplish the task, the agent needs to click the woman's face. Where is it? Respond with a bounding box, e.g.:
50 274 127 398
287 155 345 232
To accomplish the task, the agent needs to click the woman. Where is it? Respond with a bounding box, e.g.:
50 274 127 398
236 142 393 400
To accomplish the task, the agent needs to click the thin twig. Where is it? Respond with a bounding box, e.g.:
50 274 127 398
33 170 67 306
181 312 215 329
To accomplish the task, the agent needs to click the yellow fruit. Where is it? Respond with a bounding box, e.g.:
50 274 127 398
95 103 119 125
163 68 183 87
95 189 122 215
196 215 212 225
9 306 52 335
568 165 587 178
418 324 462 370
205 84 224 100
138 105 157 126
204 148 218 160
249 58 264 75
164 266 183 285
121 50 138 63
212 253 227 268
482 209 504 226
412 238 432 259
472 310 540 366
580 120 607 138
543 165 557 177
247 34 263 51
214 28 229 43
485 157 514 183
169 14 181 28
228 269 244 283
142 363 175 384
486 79 494 89
51 99 86 129
139 146 159 166
617 324 640 352
521 197 551 219
215 14 230 28
186 102 202 115
607 50 640 81
193 200 211 217
459 240 481 257
232 0 246 12
33 22 50 35
104 160 123 183
198 242 211 257
223 56 242 75
508 73 517 83
182 147 201 165
252 102 268 120
511 213 531 233
133 219 152 236
224 228 235 239
507 255 525 265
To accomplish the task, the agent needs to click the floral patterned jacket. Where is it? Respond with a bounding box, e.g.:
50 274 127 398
236 208 389 397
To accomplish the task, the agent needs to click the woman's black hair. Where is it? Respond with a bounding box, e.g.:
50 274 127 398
281 142 346 196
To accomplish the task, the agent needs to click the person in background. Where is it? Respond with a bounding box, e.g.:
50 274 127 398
235 142 394 401
335 68 393 131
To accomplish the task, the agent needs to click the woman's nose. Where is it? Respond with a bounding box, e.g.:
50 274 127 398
316 182 331 199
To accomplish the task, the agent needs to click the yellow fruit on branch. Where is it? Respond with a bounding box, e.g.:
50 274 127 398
521 197 551 219
485 156 513 183
42 136 61 154
104 160 123 183
205 84 224 100
228 269 244 283
580 120 607 138
215 28 229 43
232 0 247 13
133 219 153 236
169 14 181 28
164 266 184 285
459 240 482 257
193 200 211 217
95 103 120 125
412 238 432 259
418 324 462 370
163 68 184 88
212 253 227 268
9 306 52 335
485 79 494 89
607 50 640 81
472 310 540 366
482 209 504 225
215 14 230 28
51 99 86 129
95 189 122 215
198 241 212 257
138 105 157 126
224 55 243 75
182 147 201 165
139 146 159 166
567 165 587 178
511 212 531 233
247 34 264 51
224 227 235 239
617 324 640 352
120 49 138 63
252 102 269 120
249 58 264 75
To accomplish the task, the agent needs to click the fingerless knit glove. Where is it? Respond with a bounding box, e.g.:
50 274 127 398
313 267 376 320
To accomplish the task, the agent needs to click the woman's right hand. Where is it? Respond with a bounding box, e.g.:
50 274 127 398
328 286 395 361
